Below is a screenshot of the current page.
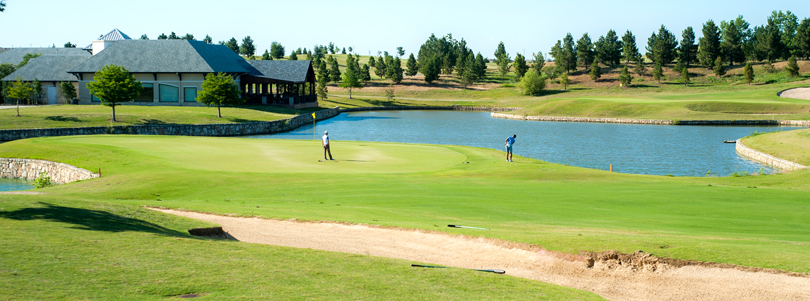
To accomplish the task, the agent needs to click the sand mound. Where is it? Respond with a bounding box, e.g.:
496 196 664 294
154 208 810 301
778 87 810 100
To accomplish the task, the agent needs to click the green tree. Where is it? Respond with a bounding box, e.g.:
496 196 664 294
0 63 15 104
181 33 195 40
168 32 180 39
622 30 639 65
59 81 76 103
576 33 594 69
6 77 33 117
713 56 726 76
720 21 744 65
388 57 404 84
646 25 678 65
600 29 622 66
513 53 528 78
618 66 633 87
785 55 800 77
698 20 722 69
518 69 546 96
679 27 697 68
589 58 601 81
743 62 754 84
532 52 545 74
374 56 387 79
562 33 577 73
63 42 76 48
240 36 256 57
421 55 441 84
361 64 372 82
338 68 363 98
652 62 663 82
771 10 799 56
796 18 810 59
31 78 42 105
681 67 690 86
341 47 346 54
406 53 418 76
225 37 239 54
633 57 646 77
329 56 341 83
196 72 243 118
368 56 376 67
0 1 5 12
86 65 142 122
157 33 168 40
139 34 148 40
270 42 285 59
203 35 212 44
494 42 511 79
542 66 560 81
289 51 298 60
18 53 41 68
317 61 330 100
474 53 487 80
559 72 570 90
397 47 405 57
758 18 785 62
261 49 271 60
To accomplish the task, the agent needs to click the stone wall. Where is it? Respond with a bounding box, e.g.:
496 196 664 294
735 139 808 172
0 158 99 184
0 107 341 142
491 112 810 126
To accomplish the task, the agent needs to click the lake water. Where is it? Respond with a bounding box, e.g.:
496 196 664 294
0 178 33 192
247 110 805 177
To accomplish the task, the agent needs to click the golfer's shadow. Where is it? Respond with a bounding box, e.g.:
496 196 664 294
0 202 185 236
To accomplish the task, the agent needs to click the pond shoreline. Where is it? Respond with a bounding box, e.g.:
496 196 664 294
491 112 810 126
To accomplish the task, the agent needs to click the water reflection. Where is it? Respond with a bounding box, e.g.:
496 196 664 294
249 111 804 177
0 178 34 192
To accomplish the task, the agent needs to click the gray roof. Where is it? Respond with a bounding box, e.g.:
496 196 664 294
99 28 131 41
69 40 250 73
246 60 313 83
2 55 90 82
0 48 89 66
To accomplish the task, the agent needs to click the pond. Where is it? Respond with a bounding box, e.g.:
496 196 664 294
0 178 34 192
253 110 803 177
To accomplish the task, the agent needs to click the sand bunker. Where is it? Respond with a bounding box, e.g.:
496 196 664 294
155 209 810 301
778 87 810 100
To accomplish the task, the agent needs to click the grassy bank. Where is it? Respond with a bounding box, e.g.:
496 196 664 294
742 129 810 166
0 105 319 130
2 136 809 276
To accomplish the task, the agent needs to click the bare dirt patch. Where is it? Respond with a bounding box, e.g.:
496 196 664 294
779 87 810 100
0 191 43 195
155 208 810 301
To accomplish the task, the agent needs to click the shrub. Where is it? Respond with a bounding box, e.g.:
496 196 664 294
518 69 546 96
33 171 53 189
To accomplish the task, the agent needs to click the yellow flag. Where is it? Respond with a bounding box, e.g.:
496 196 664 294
312 113 316 119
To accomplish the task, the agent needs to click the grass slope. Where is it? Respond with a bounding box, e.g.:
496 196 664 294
2 136 809 275
743 129 810 166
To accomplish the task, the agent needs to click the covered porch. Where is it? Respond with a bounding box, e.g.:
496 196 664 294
241 60 318 109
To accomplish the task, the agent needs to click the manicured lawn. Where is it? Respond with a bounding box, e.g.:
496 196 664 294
0 104 320 130
743 129 810 166
2 136 809 276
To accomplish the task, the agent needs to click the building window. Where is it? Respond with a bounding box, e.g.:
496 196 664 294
91 94 100 102
159 84 178 102
184 87 197 103
135 83 154 102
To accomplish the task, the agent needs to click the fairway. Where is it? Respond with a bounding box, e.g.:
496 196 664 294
61 136 465 173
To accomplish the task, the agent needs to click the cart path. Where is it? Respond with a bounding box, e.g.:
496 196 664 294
155 209 810 301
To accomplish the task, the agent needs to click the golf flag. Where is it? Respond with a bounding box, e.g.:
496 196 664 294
312 113 316 119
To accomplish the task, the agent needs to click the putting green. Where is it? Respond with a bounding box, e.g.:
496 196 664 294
61 135 466 173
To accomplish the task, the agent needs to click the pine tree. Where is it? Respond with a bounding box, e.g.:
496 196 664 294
563 33 577 73
421 56 441 84
744 62 754 84
713 56 726 76
361 64 371 82
139 34 149 40
652 62 663 82
329 56 341 83
374 56 387 79
589 58 601 81
389 57 404 84
494 42 511 79
720 21 744 66
406 54 418 76
602 29 622 66
797 18 810 59
318 61 331 83
157 33 168 40
532 52 545 74
226 38 239 54
622 30 639 65
698 20 721 69
368 56 376 67
168 32 180 39
618 66 633 87
577 33 594 70
785 55 800 77
289 51 298 60
646 25 678 65
679 27 697 68
681 67 690 86
203 35 212 44
270 42 285 59
316 62 329 101
634 57 646 77
513 53 528 78
240 36 256 57
475 53 487 80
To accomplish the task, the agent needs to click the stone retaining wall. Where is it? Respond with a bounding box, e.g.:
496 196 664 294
0 158 99 184
735 139 808 172
491 112 810 126
0 107 341 142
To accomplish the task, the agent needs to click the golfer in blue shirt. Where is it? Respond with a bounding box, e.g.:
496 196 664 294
505 134 516 162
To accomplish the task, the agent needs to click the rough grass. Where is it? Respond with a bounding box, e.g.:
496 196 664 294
2 136 810 276
743 129 810 166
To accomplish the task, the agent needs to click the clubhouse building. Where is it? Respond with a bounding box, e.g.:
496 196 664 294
1 29 317 108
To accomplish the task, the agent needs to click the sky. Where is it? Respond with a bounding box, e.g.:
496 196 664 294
0 0 807 59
